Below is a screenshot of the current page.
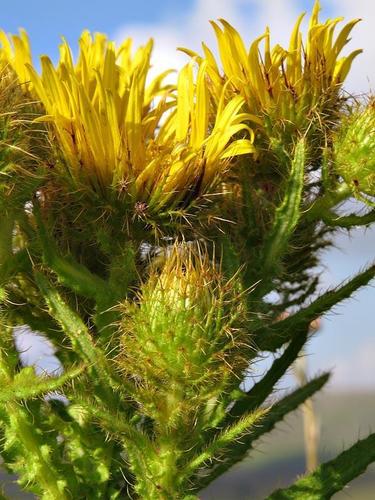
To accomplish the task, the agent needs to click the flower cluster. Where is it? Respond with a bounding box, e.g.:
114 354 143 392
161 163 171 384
0 1 363 220
1 30 255 217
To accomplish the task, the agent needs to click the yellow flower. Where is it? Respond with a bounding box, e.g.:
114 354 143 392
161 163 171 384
0 29 33 89
181 1 362 139
19 31 255 215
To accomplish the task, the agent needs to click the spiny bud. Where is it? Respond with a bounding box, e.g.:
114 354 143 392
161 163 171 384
334 99 375 199
118 244 249 428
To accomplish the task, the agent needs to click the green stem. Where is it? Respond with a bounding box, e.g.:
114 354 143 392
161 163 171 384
305 183 352 222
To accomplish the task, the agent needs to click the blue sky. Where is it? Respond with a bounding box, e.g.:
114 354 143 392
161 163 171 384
1 0 192 63
1 0 373 91
0 0 191 53
3 0 374 389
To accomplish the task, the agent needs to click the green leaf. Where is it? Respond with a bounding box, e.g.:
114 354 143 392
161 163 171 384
229 327 308 419
184 408 265 480
194 373 330 491
268 432 375 499
0 248 31 284
0 365 85 403
259 138 306 292
33 201 108 301
305 182 352 222
3 401 71 499
323 209 375 228
87 403 157 485
256 264 375 351
34 271 134 398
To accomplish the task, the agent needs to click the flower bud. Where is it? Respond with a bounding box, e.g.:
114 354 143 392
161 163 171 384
334 99 375 198
118 244 248 426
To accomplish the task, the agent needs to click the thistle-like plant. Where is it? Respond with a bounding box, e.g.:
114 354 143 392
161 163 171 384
0 1 374 499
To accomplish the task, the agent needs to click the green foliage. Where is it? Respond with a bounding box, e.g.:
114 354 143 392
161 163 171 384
0 365 84 403
260 138 306 292
254 264 375 351
333 99 375 200
193 374 330 492
0 4 374 499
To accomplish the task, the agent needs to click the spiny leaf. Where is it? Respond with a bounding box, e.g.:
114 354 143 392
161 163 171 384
3 401 71 499
193 373 330 491
229 327 308 420
323 209 375 228
305 182 352 222
260 138 306 288
184 408 265 480
0 248 31 284
256 264 375 351
88 404 152 451
34 271 134 397
0 365 85 403
87 403 157 485
268 432 375 499
33 201 108 301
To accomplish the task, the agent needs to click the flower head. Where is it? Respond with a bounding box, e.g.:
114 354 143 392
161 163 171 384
182 1 362 143
0 29 33 89
19 32 255 217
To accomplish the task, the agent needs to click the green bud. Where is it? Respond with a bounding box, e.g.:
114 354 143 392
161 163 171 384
118 244 248 428
334 99 375 199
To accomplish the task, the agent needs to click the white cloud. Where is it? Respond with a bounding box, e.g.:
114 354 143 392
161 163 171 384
14 327 62 375
113 0 373 93
113 0 301 82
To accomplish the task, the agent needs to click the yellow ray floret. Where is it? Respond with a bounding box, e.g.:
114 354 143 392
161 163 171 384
182 0 362 133
14 31 255 214
0 28 33 88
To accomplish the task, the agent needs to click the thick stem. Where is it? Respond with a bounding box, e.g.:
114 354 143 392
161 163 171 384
133 383 186 499
132 438 184 500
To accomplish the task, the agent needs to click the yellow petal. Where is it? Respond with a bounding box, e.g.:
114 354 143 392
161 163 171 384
220 139 256 159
